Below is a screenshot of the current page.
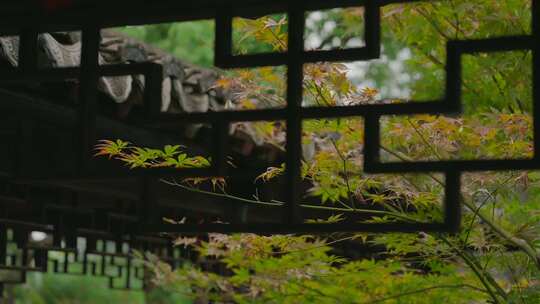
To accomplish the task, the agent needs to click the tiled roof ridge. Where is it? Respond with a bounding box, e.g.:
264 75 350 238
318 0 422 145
0 30 286 160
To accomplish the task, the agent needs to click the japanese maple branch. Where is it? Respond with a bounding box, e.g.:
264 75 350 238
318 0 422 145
161 178 418 223
437 235 506 303
330 138 356 209
381 141 540 269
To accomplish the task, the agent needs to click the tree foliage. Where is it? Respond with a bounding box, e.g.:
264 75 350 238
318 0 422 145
100 1 539 303
118 21 215 67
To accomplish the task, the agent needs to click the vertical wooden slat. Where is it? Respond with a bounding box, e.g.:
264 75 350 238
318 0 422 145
444 171 461 233
78 26 100 172
285 5 305 224
19 28 38 72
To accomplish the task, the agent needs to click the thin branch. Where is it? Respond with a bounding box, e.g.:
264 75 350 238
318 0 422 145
330 138 356 209
380 145 444 185
161 179 282 207
406 118 443 160
463 174 516 245
380 123 540 269
437 235 505 304
461 198 540 270
362 284 489 304
161 178 419 223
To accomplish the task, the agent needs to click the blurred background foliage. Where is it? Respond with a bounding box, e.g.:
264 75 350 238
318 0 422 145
10 271 191 304
118 21 215 67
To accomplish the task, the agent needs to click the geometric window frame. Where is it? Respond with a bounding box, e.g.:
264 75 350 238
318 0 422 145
0 0 537 234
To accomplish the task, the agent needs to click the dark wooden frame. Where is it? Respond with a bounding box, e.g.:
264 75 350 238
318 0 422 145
0 0 538 234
